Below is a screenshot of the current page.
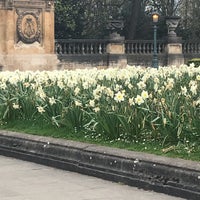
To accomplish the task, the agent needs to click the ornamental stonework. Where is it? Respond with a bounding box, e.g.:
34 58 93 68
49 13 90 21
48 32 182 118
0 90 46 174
17 10 41 44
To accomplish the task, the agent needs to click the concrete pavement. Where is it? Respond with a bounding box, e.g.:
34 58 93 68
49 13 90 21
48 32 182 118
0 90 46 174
0 130 200 199
0 155 185 200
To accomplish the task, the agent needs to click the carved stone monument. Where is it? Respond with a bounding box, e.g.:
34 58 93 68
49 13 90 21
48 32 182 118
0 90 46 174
0 0 58 71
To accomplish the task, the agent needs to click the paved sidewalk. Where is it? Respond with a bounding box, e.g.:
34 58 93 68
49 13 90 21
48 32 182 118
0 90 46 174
0 155 184 200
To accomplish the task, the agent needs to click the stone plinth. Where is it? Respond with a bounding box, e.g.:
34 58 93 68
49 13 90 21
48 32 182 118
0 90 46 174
106 32 127 67
166 43 184 66
166 43 182 54
106 43 125 54
0 0 59 71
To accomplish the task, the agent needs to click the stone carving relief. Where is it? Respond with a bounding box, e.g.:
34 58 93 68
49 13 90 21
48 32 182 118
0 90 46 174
17 10 41 44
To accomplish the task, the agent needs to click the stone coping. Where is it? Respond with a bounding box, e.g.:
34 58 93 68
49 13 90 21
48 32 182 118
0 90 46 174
0 130 199 200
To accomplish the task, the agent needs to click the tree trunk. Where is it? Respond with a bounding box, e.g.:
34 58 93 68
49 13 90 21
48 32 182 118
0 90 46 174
127 0 141 39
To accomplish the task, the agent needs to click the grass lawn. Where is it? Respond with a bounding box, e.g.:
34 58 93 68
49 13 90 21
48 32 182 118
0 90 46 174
1 119 199 162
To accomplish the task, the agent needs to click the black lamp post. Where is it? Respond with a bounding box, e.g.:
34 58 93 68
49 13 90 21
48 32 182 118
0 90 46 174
152 13 159 69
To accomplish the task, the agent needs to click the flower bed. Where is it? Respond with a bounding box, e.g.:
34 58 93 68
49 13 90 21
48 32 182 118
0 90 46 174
0 65 199 148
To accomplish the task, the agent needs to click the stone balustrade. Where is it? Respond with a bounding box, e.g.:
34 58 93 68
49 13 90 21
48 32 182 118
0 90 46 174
55 39 200 69
183 42 200 54
55 39 167 55
125 40 165 54
55 39 108 55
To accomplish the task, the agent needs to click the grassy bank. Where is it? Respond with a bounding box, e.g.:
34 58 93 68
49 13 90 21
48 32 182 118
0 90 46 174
1 119 199 162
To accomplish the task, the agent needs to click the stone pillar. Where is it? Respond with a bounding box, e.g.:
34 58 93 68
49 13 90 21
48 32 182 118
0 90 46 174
165 16 184 66
0 0 59 71
106 19 127 68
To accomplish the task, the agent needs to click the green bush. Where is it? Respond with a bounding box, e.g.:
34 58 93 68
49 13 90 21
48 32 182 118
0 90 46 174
187 58 200 67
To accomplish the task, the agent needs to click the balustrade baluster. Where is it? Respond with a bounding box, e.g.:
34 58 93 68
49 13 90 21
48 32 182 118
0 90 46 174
131 43 134 54
183 43 186 54
72 43 76 54
135 43 137 54
189 43 192 54
81 43 85 54
63 43 67 54
198 43 200 54
188 43 191 53
56 42 61 54
60 43 63 54
158 44 161 54
75 43 78 54
103 43 106 54
144 43 147 54
76 43 79 54
130 43 132 54
195 43 197 54
146 43 148 54
134 43 138 54
146 43 150 54
67 43 69 54
141 43 144 54
194 43 196 54
143 43 146 54
190 43 192 53
186 43 188 54
191 43 194 54
139 43 142 54
90 44 94 54
134 43 136 54
162 43 165 53
150 43 153 54
192 43 195 54
68 43 71 54
70 43 74 54
136 43 139 54
85 43 88 54
73 43 76 54
126 43 129 54
195 43 198 54
186 43 189 54
99 43 102 54
94 43 97 54
95 43 98 54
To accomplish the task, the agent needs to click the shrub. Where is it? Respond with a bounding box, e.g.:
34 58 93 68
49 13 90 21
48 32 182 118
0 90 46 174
187 58 200 67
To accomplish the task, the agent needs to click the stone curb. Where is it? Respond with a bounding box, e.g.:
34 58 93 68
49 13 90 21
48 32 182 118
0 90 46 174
0 130 199 200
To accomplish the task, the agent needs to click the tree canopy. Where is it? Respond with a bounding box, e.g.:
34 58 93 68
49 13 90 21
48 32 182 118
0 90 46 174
55 0 200 41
